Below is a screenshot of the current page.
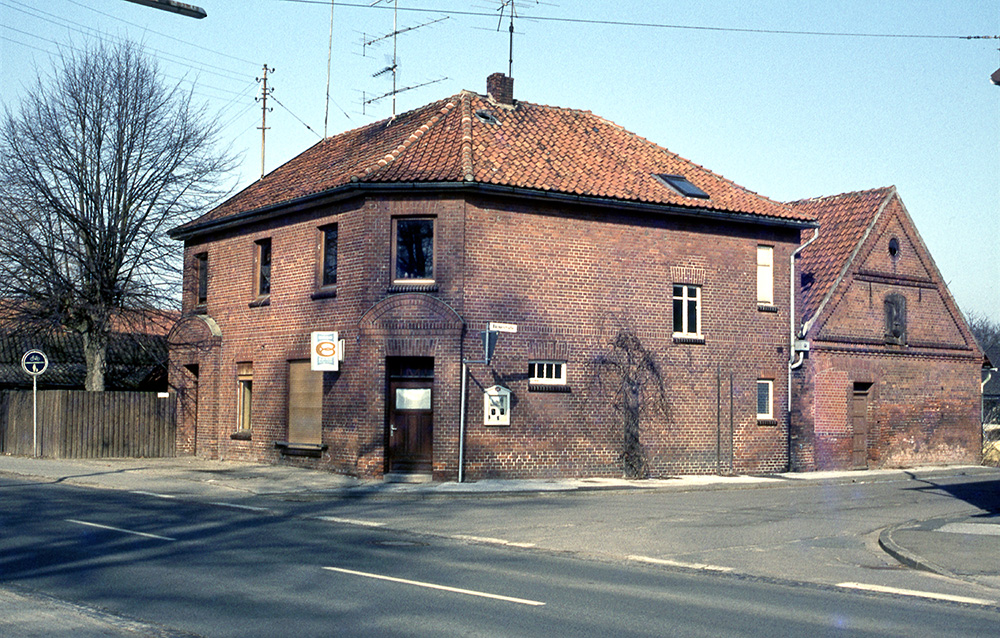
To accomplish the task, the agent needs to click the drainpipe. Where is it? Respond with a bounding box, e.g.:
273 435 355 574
788 228 820 412
458 361 468 483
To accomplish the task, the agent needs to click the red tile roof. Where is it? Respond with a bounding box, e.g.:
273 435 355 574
174 87 815 236
790 187 896 323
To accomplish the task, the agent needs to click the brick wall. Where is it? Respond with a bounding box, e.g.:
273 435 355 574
171 192 802 479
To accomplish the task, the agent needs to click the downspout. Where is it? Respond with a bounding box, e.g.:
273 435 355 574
788 228 820 411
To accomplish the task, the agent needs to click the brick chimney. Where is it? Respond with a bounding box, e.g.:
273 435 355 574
486 73 514 105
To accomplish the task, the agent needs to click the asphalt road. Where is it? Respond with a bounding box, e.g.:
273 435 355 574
2 476 999 637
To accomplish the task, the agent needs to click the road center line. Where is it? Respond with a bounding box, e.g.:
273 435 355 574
66 519 176 541
209 502 271 512
451 534 536 548
628 555 734 572
130 490 177 499
323 567 546 606
836 582 994 606
313 516 385 528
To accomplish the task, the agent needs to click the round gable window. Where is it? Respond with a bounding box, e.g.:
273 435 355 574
888 237 900 259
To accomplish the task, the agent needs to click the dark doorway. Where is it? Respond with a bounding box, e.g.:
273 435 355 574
851 382 873 470
386 357 434 474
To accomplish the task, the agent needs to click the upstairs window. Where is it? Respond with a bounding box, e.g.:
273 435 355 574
394 218 434 283
319 224 338 288
672 284 702 338
194 252 208 306
255 238 272 298
757 245 773 306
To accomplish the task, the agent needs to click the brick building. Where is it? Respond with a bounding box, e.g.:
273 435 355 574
789 188 983 470
168 74 982 479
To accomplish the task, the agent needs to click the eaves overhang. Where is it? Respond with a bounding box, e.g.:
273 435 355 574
170 181 816 242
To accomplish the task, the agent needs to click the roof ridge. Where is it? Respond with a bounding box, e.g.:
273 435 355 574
352 95 462 181
460 93 474 181
789 186 895 206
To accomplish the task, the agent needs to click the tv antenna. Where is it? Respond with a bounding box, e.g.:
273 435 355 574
497 0 538 76
361 0 448 117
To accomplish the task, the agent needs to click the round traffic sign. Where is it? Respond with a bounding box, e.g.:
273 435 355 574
21 350 48 376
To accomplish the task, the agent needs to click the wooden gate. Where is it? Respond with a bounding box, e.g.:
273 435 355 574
0 391 176 458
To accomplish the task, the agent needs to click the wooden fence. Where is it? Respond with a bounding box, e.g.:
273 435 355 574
0 391 175 458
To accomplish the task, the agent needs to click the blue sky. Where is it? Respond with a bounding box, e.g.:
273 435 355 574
1 1 997 318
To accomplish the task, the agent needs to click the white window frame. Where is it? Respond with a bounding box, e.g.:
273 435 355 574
757 245 773 306
672 284 702 338
756 379 773 420
528 361 567 386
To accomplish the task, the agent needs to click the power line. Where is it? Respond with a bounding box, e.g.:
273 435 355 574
61 0 260 66
271 95 322 138
277 0 998 41
3 1 254 84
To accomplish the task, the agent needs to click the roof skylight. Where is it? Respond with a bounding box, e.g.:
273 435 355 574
654 173 710 199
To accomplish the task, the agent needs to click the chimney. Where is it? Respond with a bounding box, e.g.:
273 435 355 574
486 73 514 105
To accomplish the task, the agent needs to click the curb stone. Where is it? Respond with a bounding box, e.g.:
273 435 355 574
878 520 959 579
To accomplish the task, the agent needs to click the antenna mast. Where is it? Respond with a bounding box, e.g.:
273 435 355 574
256 64 274 178
497 1 537 77
362 1 447 116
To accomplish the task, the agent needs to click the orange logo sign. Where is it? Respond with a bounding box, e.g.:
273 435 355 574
315 341 337 357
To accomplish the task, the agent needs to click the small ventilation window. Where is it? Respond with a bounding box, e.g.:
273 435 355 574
475 110 500 125
654 173 710 199
888 237 900 259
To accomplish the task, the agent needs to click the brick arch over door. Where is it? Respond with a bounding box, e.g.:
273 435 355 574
359 293 464 336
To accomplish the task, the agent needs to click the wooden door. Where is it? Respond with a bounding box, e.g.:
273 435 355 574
851 388 870 470
387 380 433 474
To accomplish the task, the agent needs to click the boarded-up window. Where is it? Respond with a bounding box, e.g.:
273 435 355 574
884 293 906 345
287 360 322 445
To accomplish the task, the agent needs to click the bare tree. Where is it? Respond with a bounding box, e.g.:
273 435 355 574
593 314 669 479
967 311 1000 427
0 39 235 390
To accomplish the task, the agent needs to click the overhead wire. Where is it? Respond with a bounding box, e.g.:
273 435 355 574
3 1 254 84
277 0 999 41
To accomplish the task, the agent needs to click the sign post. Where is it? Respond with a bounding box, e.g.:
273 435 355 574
21 350 48 457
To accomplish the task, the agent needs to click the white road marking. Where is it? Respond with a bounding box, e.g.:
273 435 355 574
314 516 385 528
66 519 176 541
130 491 177 499
836 582 994 606
209 502 271 512
627 555 734 572
323 567 546 606
937 522 1000 537
452 534 536 548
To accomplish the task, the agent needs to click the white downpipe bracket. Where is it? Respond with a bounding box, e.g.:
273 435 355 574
788 228 820 412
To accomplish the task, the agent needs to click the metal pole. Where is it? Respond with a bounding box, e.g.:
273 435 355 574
458 361 468 483
32 374 38 457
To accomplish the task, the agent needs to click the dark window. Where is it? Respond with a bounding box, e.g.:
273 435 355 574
395 218 434 281
195 252 208 305
884 293 906 345
888 237 900 259
654 173 710 199
256 238 272 296
321 225 338 287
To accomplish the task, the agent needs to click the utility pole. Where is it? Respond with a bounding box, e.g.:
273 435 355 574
256 65 274 178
